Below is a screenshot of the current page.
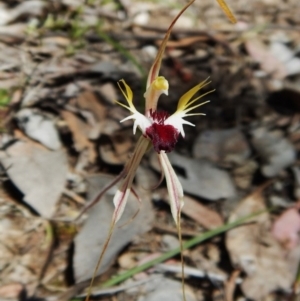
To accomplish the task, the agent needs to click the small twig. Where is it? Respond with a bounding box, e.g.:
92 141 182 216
225 270 241 301
63 188 86 205
156 263 243 284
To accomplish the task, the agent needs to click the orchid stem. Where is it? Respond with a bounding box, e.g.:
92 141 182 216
177 212 186 301
85 221 116 301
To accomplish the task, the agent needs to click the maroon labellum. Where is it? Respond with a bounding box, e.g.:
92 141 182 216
145 110 180 153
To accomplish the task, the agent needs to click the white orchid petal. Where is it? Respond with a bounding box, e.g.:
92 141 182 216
158 152 184 225
133 121 138 135
112 137 150 222
120 115 135 123
120 111 152 135
164 114 195 138
181 119 195 126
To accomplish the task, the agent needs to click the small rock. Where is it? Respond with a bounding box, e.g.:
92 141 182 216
161 235 179 251
137 278 196 301
142 45 158 61
133 11 150 26
269 195 290 208
153 152 237 200
193 128 250 166
16 109 61 150
0 140 67 217
251 128 296 177
270 41 300 76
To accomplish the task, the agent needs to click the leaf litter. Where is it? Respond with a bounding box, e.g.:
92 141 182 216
0 137 68 217
0 0 300 300
73 173 154 283
226 185 299 299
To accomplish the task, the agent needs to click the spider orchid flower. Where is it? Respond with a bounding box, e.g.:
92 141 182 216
76 0 237 233
83 1 237 300
112 1 214 226
114 78 211 225
107 0 237 228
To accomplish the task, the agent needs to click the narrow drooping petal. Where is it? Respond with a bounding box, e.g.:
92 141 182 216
145 0 196 109
158 151 184 225
112 136 150 223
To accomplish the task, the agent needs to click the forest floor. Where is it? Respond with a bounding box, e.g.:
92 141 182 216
0 0 300 301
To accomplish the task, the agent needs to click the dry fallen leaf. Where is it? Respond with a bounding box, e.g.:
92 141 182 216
0 1 46 26
166 153 237 200
251 128 296 177
73 173 154 282
156 188 223 229
75 91 107 139
0 283 23 299
61 110 97 163
16 108 62 151
98 82 118 105
0 23 27 43
245 37 287 79
272 202 300 250
270 41 300 76
226 186 295 299
0 140 68 217
137 278 196 301
99 129 134 165
180 195 224 229
0 198 52 297
193 128 250 166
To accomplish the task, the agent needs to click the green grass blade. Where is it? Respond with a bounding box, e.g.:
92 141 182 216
101 210 265 288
